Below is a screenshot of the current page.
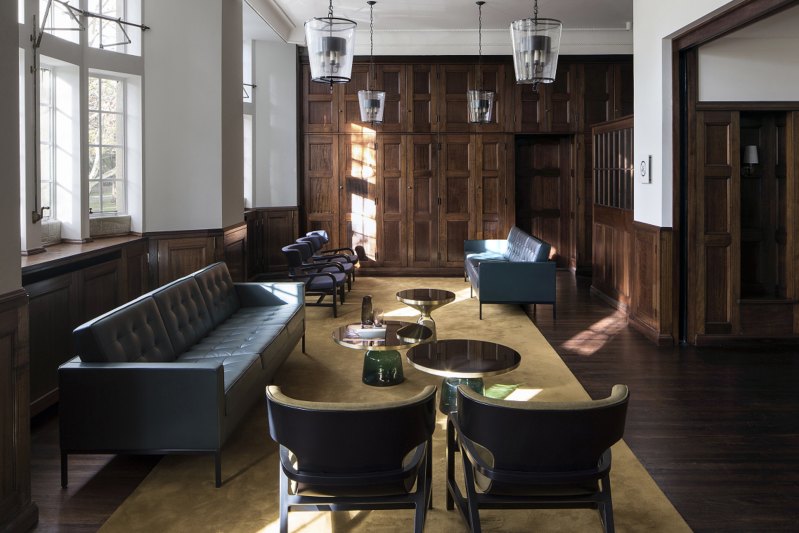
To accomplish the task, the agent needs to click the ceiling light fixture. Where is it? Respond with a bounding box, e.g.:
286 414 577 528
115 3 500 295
305 0 357 85
510 0 562 88
468 1 495 124
358 1 385 124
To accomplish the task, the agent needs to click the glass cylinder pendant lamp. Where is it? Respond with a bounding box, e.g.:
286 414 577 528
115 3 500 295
358 1 386 124
510 0 562 87
305 0 357 84
468 1 495 124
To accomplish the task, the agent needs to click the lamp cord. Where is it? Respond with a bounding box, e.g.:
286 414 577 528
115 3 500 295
534 0 538 23
368 1 375 91
477 1 484 90
328 0 334 18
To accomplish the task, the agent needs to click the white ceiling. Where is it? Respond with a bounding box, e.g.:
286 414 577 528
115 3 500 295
244 0 635 55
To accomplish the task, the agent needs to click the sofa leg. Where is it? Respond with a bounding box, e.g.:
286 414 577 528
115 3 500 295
302 333 306 353
470 285 473 298
215 451 222 488
553 302 557 320
479 303 482 320
61 451 68 488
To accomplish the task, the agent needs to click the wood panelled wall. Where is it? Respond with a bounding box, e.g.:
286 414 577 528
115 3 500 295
591 116 634 307
630 223 674 345
299 56 633 275
0 290 38 532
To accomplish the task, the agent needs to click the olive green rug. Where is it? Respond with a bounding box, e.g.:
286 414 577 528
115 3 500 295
99 277 691 533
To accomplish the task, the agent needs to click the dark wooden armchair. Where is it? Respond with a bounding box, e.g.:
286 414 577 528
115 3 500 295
447 384 630 533
266 385 437 533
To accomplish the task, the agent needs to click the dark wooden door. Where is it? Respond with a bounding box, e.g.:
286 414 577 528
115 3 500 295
339 133 378 257
339 64 371 133
376 64 406 133
583 63 613 130
407 135 439 267
408 64 437 133
439 134 474 267
515 135 572 267
301 64 339 133
376 134 407 267
690 111 740 340
304 134 340 248
475 134 510 239
515 83 547 133
438 65 473 133
473 64 508 133
549 63 577 132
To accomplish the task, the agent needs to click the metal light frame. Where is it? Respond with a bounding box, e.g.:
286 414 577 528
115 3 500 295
358 1 385 124
510 0 562 88
305 0 357 85
468 1 495 124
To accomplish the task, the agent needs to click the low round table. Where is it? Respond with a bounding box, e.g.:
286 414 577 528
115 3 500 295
332 320 433 387
396 288 456 340
406 339 521 412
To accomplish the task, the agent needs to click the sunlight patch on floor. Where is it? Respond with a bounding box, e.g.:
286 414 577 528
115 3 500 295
560 311 627 356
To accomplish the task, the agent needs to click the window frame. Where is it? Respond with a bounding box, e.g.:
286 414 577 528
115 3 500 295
87 73 127 217
38 65 55 220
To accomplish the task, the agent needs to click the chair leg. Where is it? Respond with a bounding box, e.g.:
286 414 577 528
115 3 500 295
339 283 346 304
446 420 456 510
461 453 483 533
279 469 290 533
214 451 222 488
479 302 482 320
599 474 615 533
553 301 557 320
61 451 68 488
332 288 338 318
301 333 306 354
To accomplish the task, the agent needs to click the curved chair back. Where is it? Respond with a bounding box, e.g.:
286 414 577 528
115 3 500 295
296 236 322 254
267 385 437 474
281 245 305 271
306 229 329 244
456 384 629 472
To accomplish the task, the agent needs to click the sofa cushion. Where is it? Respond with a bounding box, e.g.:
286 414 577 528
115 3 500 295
177 321 285 361
194 262 241 326
153 277 214 354
502 226 551 263
74 297 176 363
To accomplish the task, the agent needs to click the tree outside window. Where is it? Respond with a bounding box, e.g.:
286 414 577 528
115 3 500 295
88 75 125 215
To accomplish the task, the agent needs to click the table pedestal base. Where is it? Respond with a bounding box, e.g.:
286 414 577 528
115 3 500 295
440 377 484 413
417 314 437 341
362 350 404 386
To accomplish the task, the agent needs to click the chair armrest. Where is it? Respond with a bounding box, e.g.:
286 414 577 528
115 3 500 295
234 282 304 307
464 239 508 254
59 358 225 451
324 246 356 255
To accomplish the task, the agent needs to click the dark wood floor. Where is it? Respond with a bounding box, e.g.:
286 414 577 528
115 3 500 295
29 271 799 531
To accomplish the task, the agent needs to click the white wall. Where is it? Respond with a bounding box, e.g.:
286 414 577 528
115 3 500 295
254 39 297 207
632 0 731 227
143 0 223 231
1 0 21 293
698 4 799 101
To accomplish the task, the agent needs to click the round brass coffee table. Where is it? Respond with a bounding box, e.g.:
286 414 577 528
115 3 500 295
406 339 521 412
332 320 433 387
396 288 456 340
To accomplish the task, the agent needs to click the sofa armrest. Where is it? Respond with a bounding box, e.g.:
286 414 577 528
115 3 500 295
464 239 508 255
59 358 225 451
478 261 556 303
234 282 304 307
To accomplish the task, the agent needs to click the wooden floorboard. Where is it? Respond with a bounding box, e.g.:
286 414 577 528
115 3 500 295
28 271 799 531
527 272 799 533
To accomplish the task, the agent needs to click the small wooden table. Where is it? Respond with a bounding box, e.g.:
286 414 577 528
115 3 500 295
332 320 433 387
396 288 456 340
406 339 521 412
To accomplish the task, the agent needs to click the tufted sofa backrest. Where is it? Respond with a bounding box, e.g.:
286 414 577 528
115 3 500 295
152 277 214 354
74 296 177 363
194 262 241 326
503 226 551 263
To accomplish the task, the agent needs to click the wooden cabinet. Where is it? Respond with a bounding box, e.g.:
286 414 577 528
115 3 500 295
439 134 474 266
339 133 379 257
476 134 512 239
245 208 299 278
515 63 577 133
407 135 439 268
376 135 407 267
408 64 438 133
304 134 340 248
302 64 339 133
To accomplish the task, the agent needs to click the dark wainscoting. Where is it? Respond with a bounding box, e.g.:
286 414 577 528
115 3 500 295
223 222 247 282
0 289 39 532
147 230 222 286
591 206 633 310
629 222 674 345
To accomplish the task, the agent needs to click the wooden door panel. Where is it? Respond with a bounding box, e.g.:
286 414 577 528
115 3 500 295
583 63 612 130
377 65 405 132
474 64 507 133
476 134 508 239
340 133 378 258
550 64 575 132
516 84 546 133
440 135 473 266
302 64 339 133
304 134 339 248
515 136 571 267
79 260 120 323
377 134 406 267
409 65 437 133
408 135 438 267
439 65 472 133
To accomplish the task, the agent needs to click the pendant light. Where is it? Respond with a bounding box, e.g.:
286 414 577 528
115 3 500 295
358 1 385 124
468 1 495 124
305 0 357 85
510 0 562 87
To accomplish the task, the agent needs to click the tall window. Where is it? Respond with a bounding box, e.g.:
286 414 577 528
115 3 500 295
88 0 127 50
39 67 55 220
88 75 125 215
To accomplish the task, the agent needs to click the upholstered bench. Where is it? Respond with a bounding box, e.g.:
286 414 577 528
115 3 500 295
58 262 304 487
464 226 556 319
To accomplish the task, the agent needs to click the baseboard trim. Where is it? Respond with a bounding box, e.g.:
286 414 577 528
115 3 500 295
589 286 628 314
629 313 674 346
1 501 39 533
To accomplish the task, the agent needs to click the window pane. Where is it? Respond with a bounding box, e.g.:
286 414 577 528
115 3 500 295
40 147 51 181
89 181 102 213
40 108 51 144
101 113 119 145
88 77 100 110
88 147 101 180
88 111 100 145
101 146 120 181
101 78 122 112
41 181 51 213
40 69 52 104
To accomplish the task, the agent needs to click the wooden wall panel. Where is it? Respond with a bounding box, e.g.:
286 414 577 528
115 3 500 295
408 135 438 267
0 290 38 532
377 65 406 132
629 222 674 345
439 65 472 133
592 206 632 307
302 64 339 133
264 208 299 273
223 223 247 282
304 134 339 248
476 134 508 239
409 65 437 133
123 240 150 301
340 134 378 259
78 260 120 324
439 135 474 266
155 236 217 285
377 134 406 267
